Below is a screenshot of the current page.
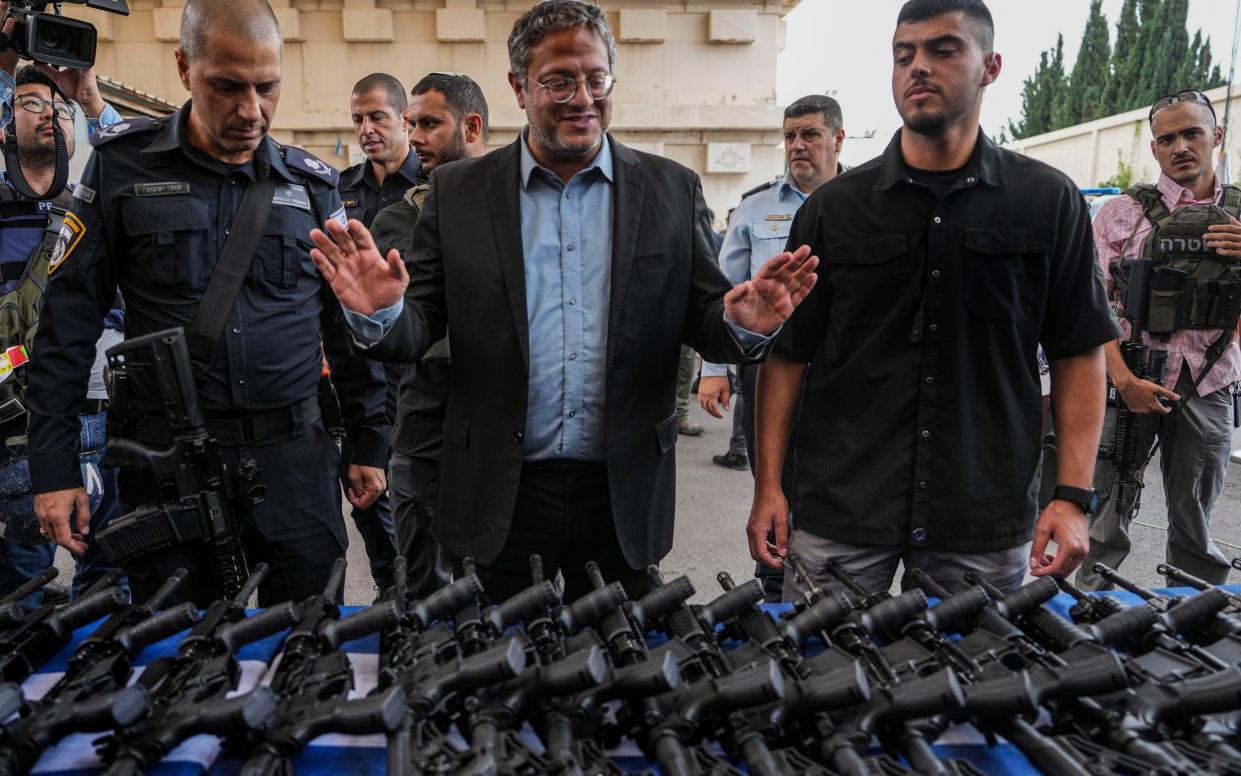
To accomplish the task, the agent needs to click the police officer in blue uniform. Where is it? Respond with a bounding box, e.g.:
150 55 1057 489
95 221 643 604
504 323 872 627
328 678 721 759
24 0 389 607
332 72 421 592
699 94 845 602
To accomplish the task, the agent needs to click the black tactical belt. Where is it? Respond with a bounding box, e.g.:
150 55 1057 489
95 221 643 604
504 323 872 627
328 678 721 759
126 396 320 447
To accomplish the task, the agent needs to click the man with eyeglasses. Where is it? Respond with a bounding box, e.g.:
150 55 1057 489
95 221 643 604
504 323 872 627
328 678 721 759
0 63 126 609
1079 89 1241 590
310 0 818 602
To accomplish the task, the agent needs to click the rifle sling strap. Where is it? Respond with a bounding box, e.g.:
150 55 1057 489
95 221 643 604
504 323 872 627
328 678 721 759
1190 329 1234 395
185 178 276 382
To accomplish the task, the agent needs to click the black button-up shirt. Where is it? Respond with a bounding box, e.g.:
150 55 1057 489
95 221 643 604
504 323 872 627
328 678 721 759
27 102 391 493
339 148 420 228
777 129 1119 552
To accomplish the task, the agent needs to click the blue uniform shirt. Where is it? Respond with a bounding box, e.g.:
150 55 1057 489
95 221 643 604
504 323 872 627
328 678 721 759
702 173 808 378
339 149 420 228
25 102 390 493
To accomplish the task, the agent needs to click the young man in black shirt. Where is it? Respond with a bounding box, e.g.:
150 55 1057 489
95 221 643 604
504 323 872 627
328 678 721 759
750 0 1119 596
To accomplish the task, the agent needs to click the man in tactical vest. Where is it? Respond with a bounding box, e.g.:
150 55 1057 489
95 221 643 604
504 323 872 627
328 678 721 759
369 71 488 599
1081 90 1241 590
0 63 126 608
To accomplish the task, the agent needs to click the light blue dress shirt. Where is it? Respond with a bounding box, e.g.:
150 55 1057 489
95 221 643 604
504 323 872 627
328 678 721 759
346 132 776 460
702 173 807 378
519 129 615 461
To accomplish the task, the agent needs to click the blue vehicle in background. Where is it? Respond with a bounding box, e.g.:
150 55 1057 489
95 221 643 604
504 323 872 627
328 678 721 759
1083 187 1122 219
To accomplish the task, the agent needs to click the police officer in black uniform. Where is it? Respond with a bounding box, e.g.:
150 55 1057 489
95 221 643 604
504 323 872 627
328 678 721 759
24 0 389 607
331 72 420 592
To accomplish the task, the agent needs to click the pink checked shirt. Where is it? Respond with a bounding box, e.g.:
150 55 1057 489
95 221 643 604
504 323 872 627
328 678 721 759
1093 174 1241 397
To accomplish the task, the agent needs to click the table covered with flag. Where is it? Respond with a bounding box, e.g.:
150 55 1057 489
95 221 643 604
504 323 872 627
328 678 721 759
10 585 1239 775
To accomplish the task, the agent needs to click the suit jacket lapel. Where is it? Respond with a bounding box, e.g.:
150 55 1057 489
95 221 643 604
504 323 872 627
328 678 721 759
487 141 530 367
608 137 644 359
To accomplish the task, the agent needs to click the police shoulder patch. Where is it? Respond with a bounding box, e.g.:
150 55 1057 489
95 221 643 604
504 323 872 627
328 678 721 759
739 177 779 202
48 212 86 275
283 146 340 186
89 117 157 147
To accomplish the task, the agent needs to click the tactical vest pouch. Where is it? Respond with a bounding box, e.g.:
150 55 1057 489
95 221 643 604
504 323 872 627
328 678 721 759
1128 183 1241 334
1147 266 1187 334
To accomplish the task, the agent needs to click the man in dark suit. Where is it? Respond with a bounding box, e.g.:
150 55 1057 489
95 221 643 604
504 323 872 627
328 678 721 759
310 0 818 601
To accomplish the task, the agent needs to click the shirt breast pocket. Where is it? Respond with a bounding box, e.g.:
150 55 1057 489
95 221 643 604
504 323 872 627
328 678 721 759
752 219 792 261
120 197 209 289
962 228 1047 322
827 232 910 322
254 207 316 307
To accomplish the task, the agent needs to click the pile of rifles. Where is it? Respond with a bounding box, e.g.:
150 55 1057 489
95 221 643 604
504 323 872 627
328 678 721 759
0 553 1240 776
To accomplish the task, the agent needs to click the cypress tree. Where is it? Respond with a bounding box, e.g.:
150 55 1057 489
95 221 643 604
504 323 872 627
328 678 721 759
1008 0 1229 137
1102 0 1140 114
1129 0 1169 107
1066 0 1112 124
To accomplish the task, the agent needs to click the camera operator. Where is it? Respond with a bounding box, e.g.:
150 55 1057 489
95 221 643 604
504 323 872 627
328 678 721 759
0 57 126 608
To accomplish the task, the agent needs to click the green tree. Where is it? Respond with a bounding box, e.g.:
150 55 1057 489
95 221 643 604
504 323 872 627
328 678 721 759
1008 35 1069 139
1010 0 1228 138
1101 0 1140 114
1129 0 1169 107
1065 0 1111 125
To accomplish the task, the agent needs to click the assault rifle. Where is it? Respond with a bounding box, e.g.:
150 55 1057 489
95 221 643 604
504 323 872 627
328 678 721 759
382 559 533 776
1091 562 1241 641
96 565 299 776
0 571 127 683
0 568 58 628
235 558 404 776
968 572 1220 773
535 561 686 776
1104 258 1169 528
801 562 984 776
0 571 199 776
95 328 265 600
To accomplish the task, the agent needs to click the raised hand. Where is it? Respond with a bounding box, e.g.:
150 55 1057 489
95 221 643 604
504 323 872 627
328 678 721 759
723 244 819 335
34 63 106 118
310 218 408 316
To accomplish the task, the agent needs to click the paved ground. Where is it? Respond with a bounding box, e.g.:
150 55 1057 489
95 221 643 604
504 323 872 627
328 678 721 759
55 402 1241 605
339 401 1241 605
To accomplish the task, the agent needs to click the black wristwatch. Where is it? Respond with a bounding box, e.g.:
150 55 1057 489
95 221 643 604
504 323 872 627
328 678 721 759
1052 485 1099 516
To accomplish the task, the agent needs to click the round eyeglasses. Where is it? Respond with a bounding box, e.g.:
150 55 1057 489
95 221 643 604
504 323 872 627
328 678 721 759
523 73 616 104
15 94 75 122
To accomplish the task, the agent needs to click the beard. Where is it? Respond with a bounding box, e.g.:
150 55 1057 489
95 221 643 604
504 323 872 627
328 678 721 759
905 109 951 137
900 84 975 139
17 134 57 171
417 128 469 172
530 115 602 164
438 129 469 167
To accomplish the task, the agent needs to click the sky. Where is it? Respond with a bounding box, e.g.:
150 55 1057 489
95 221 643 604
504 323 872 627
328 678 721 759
777 0 1239 166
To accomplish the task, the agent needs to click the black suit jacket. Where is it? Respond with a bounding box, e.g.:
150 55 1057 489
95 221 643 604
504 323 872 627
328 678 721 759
365 135 764 567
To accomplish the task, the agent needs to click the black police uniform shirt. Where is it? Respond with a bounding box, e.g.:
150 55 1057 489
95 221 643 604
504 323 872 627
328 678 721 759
776 128 1120 553
25 102 391 494
338 148 420 229
339 149 420 426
